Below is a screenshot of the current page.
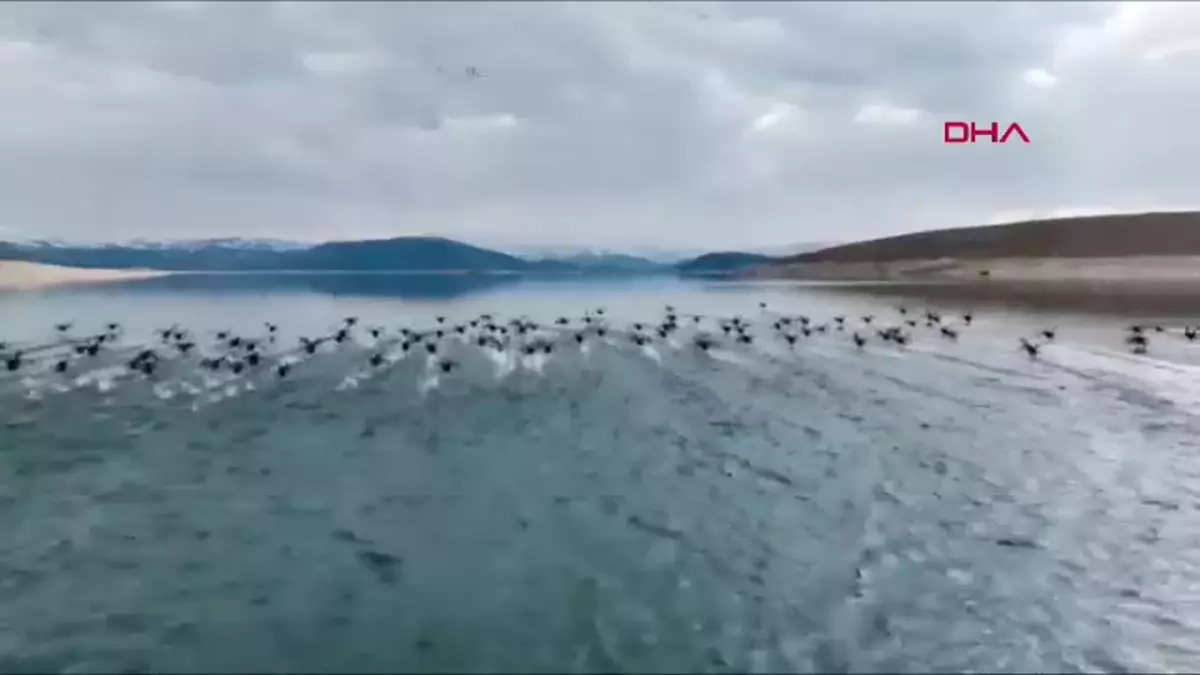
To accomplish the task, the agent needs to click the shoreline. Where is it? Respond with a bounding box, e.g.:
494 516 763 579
0 261 168 292
750 256 1200 285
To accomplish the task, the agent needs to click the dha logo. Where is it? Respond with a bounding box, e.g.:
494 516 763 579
943 122 1030 144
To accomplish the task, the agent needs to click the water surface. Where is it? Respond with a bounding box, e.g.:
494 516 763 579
2 274 1198 673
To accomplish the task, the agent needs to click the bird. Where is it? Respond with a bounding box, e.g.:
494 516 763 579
1019 338 1040 360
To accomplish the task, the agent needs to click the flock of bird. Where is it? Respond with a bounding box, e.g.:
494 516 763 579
1 302 1197 415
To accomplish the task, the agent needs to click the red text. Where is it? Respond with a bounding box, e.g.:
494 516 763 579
943 121 1030 144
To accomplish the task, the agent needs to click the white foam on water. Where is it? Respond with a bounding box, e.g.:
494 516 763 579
1052 343 1200 417
152 384 174 400
336 375 360 391
417 374 441 396
709 349 749 367
640 345 662 364
523 353 548 375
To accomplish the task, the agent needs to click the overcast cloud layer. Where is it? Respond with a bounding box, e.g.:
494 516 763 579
0 1 1196 249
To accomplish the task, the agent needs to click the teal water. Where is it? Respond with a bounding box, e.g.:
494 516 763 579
1 274 1199 673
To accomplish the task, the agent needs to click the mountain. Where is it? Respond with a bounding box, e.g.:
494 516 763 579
748 242 837 257
776 211 1200 265
124 238 312 252
480 243 711 264
279 236 531 272
0 235 660 274
0 240 289 271
524 251 669 274
676 251 775 275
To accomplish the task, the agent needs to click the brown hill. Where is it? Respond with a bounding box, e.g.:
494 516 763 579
780 211 1200 264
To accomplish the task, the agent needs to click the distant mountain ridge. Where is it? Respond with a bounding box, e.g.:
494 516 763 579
0 235 679 275
676 251 774 275
0 234 833 276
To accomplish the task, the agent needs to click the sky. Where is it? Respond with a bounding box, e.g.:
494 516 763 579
0 1 1197 251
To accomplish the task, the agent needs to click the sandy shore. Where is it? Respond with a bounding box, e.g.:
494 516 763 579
0 261 167 291
753 256 1200 284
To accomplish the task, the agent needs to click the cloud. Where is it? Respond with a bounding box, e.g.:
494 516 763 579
0 1 1192 249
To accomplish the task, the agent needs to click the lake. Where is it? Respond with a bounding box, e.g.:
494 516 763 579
1 273 1198 673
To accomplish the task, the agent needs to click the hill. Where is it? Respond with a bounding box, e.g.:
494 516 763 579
278 236 530 272
779 212 1200 264
755 211 1200 283
676 252 774 275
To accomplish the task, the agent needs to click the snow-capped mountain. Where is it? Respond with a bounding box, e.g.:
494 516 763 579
483 243 710 264
0 236 312 251
122 238 313 251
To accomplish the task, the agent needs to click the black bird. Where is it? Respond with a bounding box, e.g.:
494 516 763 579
230 360 245 375
783 333 797 347
334 329 349 344
556 317 569 326
862 315 874 325
265 322 278 333
426 343 438 355
436 316 446 324
368 327 382 339
438 359 457 373
5 352 22 372
963 313 973 325
369 353 384 367
1019 338 1040 359
229 336 243 349
1184 327 1198 342
55 322 72 333
940 326 959 341
247 352 261 367
53 359 68 373
345 317 359 327
276 363 291 378
852 333 866 349
574 333 585 344
1041 328 1056 341
758 302 767 309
